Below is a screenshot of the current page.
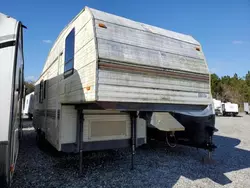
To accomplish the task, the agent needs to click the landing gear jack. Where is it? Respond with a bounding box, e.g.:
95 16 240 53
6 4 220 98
130 111 137 170
202 126 218 164
202 149 216 164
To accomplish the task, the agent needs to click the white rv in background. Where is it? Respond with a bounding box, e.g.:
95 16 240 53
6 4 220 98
22 92 34 119
244 102 249 114
33 7 216 172
0 13 25 187
222 102 239 116
213 99 222 116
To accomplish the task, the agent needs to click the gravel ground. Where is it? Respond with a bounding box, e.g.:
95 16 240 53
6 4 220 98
12 114 250 188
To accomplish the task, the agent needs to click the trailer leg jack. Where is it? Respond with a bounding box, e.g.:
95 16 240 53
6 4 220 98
202 126 217 164
130 111 137 170
77 109 84 174
202 148 215 164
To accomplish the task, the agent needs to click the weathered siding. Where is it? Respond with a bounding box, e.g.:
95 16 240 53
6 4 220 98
60 109 146 145
97 38 207 74
89 8 199 45
97 69 210 104
60 105 77 144
95 21 207 73
92 8 211 105
33 8 97 150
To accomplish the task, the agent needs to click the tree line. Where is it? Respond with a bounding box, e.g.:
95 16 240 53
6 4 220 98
24 81 35 95
211 71 250 105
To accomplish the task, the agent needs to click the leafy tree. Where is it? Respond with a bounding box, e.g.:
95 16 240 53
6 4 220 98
24 81 35 95
210 71 250 109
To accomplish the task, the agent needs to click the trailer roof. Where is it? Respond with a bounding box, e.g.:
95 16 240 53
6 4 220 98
87 7 200 45
0 13 18 43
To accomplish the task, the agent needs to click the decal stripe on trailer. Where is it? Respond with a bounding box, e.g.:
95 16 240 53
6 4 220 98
0 40 15 49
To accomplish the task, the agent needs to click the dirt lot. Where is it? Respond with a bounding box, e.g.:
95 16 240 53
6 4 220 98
12 114 250 188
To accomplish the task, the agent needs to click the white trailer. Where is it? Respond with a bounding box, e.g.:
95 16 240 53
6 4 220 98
244 102 249 114
222 102 239 116
33 7 216 170
22 92 34 119
0 13 25 187
213 99 222 116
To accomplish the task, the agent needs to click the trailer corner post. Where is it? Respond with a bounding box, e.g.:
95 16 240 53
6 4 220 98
130 111 137 170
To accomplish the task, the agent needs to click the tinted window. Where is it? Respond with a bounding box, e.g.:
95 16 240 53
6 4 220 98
64 28 75 76
39 81 43 103
43 80 47 99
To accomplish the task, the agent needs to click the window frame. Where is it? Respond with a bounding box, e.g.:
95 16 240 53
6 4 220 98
43 80 47 99
39 80 43 103
64 28 75 78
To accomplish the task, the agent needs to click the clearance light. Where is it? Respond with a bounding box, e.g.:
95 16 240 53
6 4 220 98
10 164 14 173
85 86 91 91
196 47 201 51
98 23 107 28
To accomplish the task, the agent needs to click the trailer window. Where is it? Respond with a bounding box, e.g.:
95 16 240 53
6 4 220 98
64 28 75 77
43 80 47 99
39 81 43 103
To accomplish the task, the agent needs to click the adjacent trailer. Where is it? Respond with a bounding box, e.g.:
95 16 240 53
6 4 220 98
213 98 222 116
222 102 239 116
0 13 25 187
33 7 216 171
22 92 34 119
244 102 249 115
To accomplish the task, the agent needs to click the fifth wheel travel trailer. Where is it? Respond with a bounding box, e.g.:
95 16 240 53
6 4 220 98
33 7 216 171
213 98 222 116
0 13 25 187
222 102 239 116
22 92 34 119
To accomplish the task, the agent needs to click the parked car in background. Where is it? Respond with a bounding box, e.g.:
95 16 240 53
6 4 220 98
22 92 34 119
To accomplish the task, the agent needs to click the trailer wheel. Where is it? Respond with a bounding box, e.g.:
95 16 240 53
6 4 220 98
28 113 33 120
0 175 7 188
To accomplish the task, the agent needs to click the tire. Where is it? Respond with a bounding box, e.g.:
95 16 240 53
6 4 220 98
28 113 33 120
0 175 8 188
0 143 9 188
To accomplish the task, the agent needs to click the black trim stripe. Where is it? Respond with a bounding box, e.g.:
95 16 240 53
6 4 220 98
0 40 15 49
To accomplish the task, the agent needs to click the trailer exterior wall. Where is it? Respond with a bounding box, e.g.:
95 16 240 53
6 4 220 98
0 13 24 187
33 9 97 150
60 108 146 152
0 16 17 143
244 103 249 113
0 28 16 188
89 8 211 105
